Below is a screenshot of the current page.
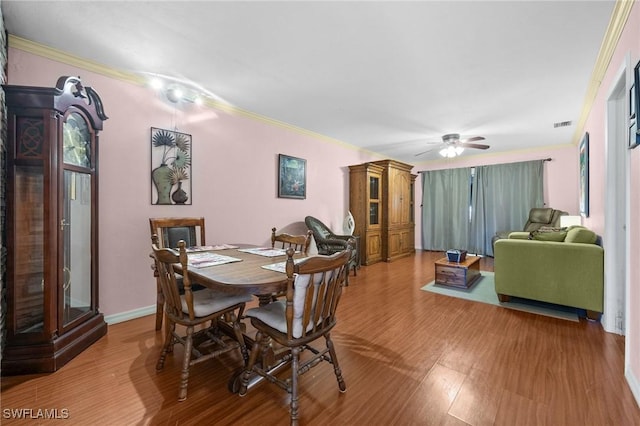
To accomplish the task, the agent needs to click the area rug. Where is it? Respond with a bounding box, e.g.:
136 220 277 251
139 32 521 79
421 272 580 322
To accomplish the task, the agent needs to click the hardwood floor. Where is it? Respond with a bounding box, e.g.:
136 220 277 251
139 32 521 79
2 251 639 425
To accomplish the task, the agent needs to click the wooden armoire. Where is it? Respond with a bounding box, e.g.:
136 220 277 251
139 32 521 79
349 160 416 265
2 76 108 374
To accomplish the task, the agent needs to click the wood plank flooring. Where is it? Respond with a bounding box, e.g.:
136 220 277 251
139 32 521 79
2 251 639 425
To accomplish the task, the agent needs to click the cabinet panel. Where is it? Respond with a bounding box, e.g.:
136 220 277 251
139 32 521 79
13 166 46 334
388 168 410 226
399 228 414 256
349 163 384 265
387 231 402 259
365 231 382 264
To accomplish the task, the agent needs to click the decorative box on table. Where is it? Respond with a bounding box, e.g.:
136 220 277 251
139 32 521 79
446 249 467 262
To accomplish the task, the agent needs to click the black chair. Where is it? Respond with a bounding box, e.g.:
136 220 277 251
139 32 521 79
305 215 359 277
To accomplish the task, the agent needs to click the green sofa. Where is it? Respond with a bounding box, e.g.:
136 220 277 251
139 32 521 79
493 226 604 320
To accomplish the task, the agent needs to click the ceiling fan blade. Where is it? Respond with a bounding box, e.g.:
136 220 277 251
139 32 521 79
459 136 485 143
460 142 490 150
415 146 440 156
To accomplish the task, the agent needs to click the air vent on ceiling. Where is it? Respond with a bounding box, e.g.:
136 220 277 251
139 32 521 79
553 121 573 128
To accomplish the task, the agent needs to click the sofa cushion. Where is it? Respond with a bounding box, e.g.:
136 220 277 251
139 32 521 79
529 227 567 242
565 226 597 244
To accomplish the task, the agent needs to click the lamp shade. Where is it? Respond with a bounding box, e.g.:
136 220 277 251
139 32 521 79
560 215 582 227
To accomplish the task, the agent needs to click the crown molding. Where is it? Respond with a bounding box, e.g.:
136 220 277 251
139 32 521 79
571 0 635 145
8 35 143 85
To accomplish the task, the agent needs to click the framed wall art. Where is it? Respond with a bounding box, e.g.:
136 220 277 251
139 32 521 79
151 127 192 205
579 132 589 217
634 59 640 147
629 60 639 149
278 154 306 199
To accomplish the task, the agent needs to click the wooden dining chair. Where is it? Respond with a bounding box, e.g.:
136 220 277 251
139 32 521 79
271 227 313 255
151 236 252 401
238 242 353 425
149 217 207 330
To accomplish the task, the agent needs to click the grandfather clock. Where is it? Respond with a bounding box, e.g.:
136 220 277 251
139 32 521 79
3 76 108 374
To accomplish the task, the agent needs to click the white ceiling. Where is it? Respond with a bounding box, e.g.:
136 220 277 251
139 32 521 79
2 1 616 163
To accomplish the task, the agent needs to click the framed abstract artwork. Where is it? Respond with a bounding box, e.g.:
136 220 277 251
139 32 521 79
579 132 589 218
151 127 192 205
629 64 638 149
633 59 640 148
278 154 306 199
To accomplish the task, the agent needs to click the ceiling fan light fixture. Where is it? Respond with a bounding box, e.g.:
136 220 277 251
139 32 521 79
439 146 464 158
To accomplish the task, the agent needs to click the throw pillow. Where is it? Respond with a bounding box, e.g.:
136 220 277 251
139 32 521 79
529 227 567 242
564 226 597 244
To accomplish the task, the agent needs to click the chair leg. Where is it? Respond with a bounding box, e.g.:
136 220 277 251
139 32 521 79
178 326 195 401
325 333 346 392
231 309 249 364
238 331 265 397
155 279 164 331
290 346 300 426
156 320 175 370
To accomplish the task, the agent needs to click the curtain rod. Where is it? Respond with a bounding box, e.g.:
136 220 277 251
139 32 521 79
417 158 552 172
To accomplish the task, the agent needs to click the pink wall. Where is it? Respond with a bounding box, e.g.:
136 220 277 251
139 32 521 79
579 2 640 399
7 48 383 317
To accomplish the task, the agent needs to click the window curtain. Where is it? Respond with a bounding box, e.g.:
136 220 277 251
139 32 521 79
469 160 544 256
421 167 472 251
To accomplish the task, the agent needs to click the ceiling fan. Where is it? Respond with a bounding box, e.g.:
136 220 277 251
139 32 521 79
415 133 490 158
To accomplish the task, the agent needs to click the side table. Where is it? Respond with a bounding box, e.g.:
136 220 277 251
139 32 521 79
434 256 481 288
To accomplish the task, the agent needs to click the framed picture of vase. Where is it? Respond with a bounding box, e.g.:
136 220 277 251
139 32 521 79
151 127 192 205
579 132 589 217
278 154 306 199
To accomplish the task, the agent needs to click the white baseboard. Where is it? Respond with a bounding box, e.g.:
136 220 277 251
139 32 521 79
626 365 640 409
104 305 155 325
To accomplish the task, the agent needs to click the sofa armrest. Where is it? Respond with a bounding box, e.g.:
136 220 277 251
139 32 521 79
494 239 604 312
508 231 530 240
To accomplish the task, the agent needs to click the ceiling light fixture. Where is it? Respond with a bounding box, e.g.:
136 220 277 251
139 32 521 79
140 72 226 106
439 146 464 158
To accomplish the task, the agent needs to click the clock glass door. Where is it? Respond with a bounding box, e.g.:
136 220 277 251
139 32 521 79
63 112 90 168
61 112 93 328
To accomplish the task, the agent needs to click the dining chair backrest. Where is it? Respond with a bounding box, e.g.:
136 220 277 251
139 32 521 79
284 244 352 340
151 235 194 321
271 227 313 256
149 217 206 249
149 217 205 330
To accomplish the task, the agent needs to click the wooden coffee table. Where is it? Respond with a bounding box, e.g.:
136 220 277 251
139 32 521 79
434 256 481 288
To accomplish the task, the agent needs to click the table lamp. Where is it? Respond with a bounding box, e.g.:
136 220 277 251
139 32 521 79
560 215 582 228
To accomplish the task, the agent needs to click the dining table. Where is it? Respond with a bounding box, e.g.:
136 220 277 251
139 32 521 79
172 244 303 392
176 244 298 299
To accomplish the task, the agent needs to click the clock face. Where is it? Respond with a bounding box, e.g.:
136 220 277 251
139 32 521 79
63 112 91 167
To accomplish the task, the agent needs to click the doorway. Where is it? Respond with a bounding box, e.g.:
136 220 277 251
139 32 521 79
604 60 629 335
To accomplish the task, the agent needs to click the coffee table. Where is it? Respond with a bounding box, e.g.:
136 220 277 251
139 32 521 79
434 255 481 288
